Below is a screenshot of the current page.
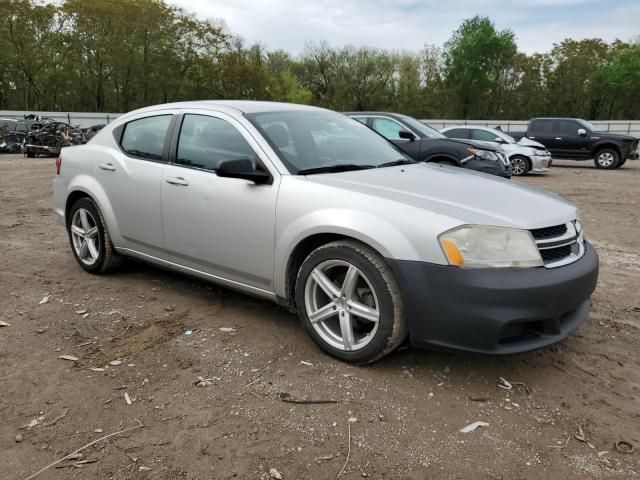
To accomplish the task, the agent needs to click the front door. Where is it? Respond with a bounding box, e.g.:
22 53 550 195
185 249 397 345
553 119 591 159
161 112 278 291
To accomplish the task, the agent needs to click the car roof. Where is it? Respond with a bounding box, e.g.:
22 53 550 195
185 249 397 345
344 112 409 120
130 100 329 116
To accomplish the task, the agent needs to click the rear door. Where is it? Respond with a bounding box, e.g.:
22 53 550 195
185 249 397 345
161 111 278 292
94 112 175 259
526 119 557 153
370 117 422 159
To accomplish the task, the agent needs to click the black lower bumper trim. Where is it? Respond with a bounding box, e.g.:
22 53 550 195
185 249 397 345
387 242 599 355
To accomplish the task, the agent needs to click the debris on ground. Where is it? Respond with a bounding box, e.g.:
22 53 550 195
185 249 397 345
497 377 531 394
459 421 489 433
15 434 23 443
39 296 49 305
300 360 313 366
195 376 215 387
615 440 634 454
138 466 152 471
58 355 79 362
0 320 10 327
269 468 283 479
124 392 132 405
109 360 122 366
574 426 595 449
219 327 236 333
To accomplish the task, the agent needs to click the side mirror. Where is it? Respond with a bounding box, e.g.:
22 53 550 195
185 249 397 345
494 137 505 143
216 158 271 184
577 128 586 137
398 130 415 141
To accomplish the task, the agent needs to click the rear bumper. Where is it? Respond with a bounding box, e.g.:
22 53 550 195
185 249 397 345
387 242 599 355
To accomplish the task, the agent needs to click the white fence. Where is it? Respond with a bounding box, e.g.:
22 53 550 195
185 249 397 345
421 119 640 137
1 110 639 136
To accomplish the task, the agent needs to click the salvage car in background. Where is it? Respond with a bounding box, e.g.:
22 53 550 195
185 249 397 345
345 112 511 178
54 101 598 363
25 121 84 157
509 118 639 169
441 126 551 176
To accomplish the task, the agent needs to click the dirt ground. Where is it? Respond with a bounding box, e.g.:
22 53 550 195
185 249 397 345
0 154 639 480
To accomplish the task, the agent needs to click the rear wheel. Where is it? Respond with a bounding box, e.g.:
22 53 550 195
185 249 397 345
67 197 124 273
594 148 619 169
510 155 531 176
295 240 407 364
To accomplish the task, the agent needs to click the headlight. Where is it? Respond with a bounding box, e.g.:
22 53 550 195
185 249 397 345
439 225 543 268
532 149 548 156
468 148 498 161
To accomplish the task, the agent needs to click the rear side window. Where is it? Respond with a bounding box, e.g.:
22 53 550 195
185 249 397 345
471 129 499 142
121 115 172 161
443 128 469 139
176 114 258 172
529 119 553 135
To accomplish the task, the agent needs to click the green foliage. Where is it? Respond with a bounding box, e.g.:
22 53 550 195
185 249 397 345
1 1 639 119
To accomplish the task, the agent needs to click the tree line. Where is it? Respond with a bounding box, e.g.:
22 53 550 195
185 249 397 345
1 0 639 119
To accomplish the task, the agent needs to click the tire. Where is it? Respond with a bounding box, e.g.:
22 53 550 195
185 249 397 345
594 148 619 169
66 197 124 273
26 152 35 158
432 159 457 167
510 155 530 176
295 240 407 364
615 158 627 168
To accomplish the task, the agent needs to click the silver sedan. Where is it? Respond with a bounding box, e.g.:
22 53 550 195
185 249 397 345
54 101 598 363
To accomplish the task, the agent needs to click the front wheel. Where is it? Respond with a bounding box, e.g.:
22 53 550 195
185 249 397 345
615 158 627 168
594 149 619 169
295 240 407 364
510 155 530 176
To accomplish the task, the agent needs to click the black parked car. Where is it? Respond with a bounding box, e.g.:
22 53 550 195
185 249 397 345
509 118 639 169
345 112 511 178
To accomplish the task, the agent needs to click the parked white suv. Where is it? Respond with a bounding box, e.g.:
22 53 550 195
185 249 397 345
442 126 552 176
53 101 598 363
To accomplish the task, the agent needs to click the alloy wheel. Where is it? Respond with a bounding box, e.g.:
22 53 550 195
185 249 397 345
597 152 614 167
70 208 100 266
511 157 527 175
304 259 380 352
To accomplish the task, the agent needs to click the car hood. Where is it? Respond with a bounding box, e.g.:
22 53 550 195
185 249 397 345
592 132 637 141
306 163 576 229
517 137 546 149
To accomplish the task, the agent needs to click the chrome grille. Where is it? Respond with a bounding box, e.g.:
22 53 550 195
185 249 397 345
531 220 584 268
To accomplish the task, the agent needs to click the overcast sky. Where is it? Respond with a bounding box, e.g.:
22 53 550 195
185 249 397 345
168 0 639 54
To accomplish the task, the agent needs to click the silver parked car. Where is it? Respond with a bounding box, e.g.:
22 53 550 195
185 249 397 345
441 126 552 176
53 101 598 363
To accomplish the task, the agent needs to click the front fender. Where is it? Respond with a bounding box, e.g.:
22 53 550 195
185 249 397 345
273 208 423 297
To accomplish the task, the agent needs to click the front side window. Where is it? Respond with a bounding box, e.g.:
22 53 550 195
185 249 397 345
176 114 258 172
371 118 406 140
471 129 499 142
557 120 580 136
121 115 172 160
247 110 410 173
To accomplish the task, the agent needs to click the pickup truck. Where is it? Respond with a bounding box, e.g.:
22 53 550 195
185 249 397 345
510 118 639 169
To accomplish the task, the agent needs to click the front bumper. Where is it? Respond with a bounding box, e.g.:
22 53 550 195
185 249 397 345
387 242 599 355
464 157 511 178
531 155 551 172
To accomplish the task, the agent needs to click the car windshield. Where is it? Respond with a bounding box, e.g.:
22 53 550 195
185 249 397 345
577 119 603 132
399 117 446 139
246 110 412 174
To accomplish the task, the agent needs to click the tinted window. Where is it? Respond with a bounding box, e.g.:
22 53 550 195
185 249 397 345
529 119 554 135
471 129 499 142
371 118 407 140
444 128 470 139
176 114 257 172
557 120 580 136
121 115 172 160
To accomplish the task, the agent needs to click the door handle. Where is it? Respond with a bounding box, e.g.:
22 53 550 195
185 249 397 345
554 137 563 140
165 176 189 186
99 162 116 171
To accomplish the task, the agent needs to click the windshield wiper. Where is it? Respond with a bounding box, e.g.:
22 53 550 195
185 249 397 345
297 164 376 175
376 158 416 168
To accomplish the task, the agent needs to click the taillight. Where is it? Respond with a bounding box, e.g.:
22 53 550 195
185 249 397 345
55 155 62 175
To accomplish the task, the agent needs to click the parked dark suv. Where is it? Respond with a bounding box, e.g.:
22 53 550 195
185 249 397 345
345 112 511 178
510 118 639 169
